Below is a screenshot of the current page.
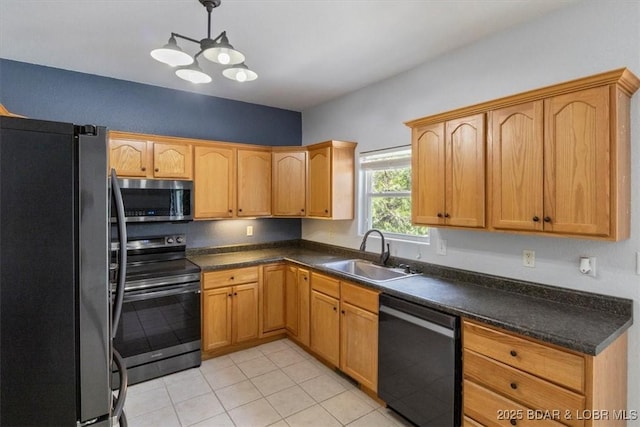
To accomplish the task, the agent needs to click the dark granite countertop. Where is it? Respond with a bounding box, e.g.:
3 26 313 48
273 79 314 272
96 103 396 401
187 243 633 356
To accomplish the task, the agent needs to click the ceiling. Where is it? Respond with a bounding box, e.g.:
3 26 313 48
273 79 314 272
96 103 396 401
0 0 579 111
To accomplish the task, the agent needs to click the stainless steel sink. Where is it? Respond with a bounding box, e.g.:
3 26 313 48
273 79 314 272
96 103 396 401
320 259 418 283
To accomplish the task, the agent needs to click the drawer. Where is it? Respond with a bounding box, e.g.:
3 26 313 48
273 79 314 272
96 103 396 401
203 267 259 289
464 380 566 427
464 350 585 427
311 272 340 299
463 320 585 392
341 281 379 313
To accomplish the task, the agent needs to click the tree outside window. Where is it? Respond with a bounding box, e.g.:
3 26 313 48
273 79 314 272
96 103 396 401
360 147 428 241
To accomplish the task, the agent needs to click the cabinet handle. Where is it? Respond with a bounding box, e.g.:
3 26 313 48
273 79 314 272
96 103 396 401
141 167 146 171
303 277 308 281
510 350 518 357
510 419 517 426
341 310 345 314
324 209 329 213
544 216 552 223
444 213 450 218
333 307 337 311
532 216 540 222
228 209 233 213
239 208 243 212
437 213 443 218
301 208 305 212
230 276 234 280
155 168 159 172
228 293 232 297
234 292 238 296
510 382 518 390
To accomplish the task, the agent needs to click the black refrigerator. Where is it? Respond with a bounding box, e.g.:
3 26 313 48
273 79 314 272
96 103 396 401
0 116 127 426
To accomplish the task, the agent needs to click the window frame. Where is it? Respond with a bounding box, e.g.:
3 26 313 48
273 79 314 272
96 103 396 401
359 146 429 243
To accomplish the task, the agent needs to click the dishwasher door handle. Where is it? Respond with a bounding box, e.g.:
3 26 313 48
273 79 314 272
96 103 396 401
380 305 455 338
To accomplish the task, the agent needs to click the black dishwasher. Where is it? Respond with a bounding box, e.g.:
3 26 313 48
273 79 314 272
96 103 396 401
378 293 461 427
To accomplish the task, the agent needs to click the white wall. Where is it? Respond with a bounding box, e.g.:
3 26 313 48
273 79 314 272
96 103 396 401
302 0 640 419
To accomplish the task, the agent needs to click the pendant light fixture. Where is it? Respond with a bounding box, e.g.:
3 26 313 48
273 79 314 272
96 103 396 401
151 0 257 84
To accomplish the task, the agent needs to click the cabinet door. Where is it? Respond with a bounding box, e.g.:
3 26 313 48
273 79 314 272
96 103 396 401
109 139 149 177
446 114 486 227
490 102 544 231
273 151 306 216
233 283 259 344
310 290 340 367
297 268 311 346
307 146 331 217
194 146 235 219
203 287 233 351
544 86 610 236
412 123 446 225
262 264 286 333
285 265 299 336
153 142 192 179
237 149 272 217
340 301 378 391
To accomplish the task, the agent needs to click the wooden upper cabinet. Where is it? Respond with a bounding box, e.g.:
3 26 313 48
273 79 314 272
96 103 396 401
194 145 235 219
446 114 485 227
411 114 485 228
272 150 307 216
412 123 446 225
544 87 611 237
153 142 192 179
409 68 639 240
108 132 192 179
307 140 356 219
109 138 149 177
490 101 544 231
307 146 331 217
237 149 272 217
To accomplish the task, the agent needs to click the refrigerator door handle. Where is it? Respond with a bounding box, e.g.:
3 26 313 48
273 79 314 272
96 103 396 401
111 348 128 426
111 168 127 334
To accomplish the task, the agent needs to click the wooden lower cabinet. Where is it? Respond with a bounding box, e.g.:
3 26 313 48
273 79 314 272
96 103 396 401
261 264 286 334
307 273 379 392
462 319 628 427
310 289 340 366
339 287 378 392
202 268 259 353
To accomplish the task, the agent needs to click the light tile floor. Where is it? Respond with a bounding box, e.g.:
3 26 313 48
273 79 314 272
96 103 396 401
120 338 412 427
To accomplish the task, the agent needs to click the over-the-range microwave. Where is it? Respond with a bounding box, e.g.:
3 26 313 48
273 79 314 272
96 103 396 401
111 178 193 223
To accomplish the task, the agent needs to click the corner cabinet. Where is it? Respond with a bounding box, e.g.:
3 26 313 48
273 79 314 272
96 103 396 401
272 149 307 216
411 114 485 228
307 140 357 219
409 68 639 240
108 131 192 179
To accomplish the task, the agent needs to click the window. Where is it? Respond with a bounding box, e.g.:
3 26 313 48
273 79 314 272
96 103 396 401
360 146 429 242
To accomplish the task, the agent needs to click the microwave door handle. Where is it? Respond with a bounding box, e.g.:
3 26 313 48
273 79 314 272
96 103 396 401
111 169 127 335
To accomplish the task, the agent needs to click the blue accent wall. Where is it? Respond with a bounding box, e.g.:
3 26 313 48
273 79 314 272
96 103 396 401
0 58 303 247
0 59 300 145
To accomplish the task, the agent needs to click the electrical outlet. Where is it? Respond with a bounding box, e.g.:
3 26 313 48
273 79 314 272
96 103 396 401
246 225 253 236
437 239 447 256
522 250 535 268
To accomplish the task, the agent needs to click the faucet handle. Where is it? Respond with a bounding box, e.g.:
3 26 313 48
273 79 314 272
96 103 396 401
398 263 412 274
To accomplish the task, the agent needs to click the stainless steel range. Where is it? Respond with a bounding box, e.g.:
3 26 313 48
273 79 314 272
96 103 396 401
111 234 201 386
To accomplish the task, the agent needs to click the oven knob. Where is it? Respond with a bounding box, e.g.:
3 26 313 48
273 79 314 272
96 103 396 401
176 236 184 244
166 237 174 244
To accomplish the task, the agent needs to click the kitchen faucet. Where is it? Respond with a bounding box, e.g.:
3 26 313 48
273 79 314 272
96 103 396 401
360 229 390 266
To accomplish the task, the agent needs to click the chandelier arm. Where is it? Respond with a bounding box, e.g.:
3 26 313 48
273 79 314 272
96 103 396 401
171 32 201 46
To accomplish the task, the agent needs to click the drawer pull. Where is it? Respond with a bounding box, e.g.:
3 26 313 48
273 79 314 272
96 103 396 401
510 382 518 389
510 350 518 357
230 276 234 280
510 419 517 426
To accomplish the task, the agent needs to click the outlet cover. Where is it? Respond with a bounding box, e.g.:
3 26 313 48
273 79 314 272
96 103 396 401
437 239 447 256
246 225 253 236
522 250 535 268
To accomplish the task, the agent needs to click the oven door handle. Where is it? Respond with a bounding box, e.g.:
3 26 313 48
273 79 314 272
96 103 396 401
123 284 201 302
